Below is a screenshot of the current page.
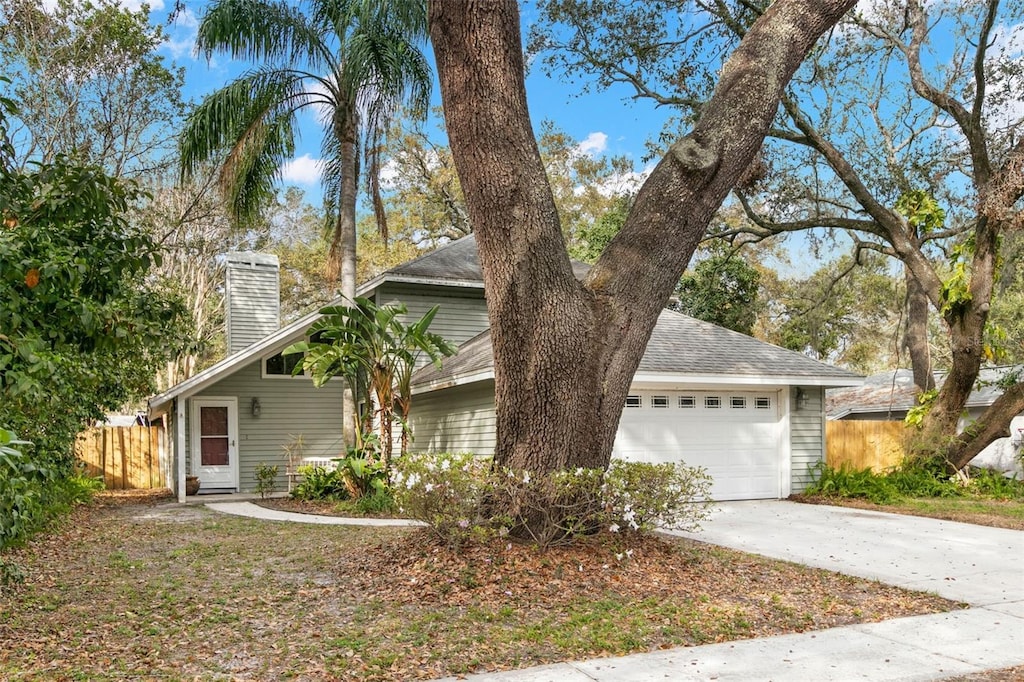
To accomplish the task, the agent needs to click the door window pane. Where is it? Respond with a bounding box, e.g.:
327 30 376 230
201 436 229 466
200 406 228 436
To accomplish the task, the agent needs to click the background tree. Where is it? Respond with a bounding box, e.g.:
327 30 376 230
0 90 183 473
673 250 762 335
179 0 431 306
528 0 1024 469
429 0 857 497
767 251 904 374
0 0 185 177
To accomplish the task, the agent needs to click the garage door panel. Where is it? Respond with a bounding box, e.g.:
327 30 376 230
613 390 783 500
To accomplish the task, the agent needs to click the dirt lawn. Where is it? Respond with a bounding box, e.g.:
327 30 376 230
0 493 961 681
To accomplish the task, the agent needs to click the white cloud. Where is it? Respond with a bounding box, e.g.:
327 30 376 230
575 131 608 156
573 162 655 199
280 155 323 185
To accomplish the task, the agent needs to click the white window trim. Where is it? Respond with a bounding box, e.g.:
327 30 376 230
260 351 310 380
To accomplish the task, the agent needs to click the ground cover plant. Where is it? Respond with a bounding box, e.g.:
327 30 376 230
797 461 1024 530
0 491 959 681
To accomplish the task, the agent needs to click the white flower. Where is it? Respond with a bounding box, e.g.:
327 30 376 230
424 483 435 493
615 552 624 561
609 523 620 533
440 459 450 471
405 472 420 489
523 471 531 484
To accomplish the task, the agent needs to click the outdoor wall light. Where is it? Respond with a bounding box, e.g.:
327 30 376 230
251 397 262 417
795 388 809 411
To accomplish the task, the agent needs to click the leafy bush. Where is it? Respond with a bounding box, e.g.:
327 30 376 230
335 489 396 516
337 455 387 499
394 453 713 549
290 464 349 501
254 463 279 499
1 427 103 551
805 460 1024 503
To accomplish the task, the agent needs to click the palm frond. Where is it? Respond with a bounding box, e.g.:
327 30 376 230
179 68 313 224
197 0 330 69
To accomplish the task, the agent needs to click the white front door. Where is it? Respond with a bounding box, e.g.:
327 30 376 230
190 398 239 490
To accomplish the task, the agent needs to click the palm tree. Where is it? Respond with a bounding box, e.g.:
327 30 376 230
178 0 430 304
284 297 456 476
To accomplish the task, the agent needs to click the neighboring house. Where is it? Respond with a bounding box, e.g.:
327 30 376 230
826 367 1020 422
149 236 861 502
827 368 1024 474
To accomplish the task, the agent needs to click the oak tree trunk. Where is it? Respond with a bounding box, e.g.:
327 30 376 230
429 0 857 475
902 267 935 392
940 381 1024 472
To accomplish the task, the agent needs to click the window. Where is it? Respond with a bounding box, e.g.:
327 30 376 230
678 396 696 408
625 395 642 408
755 397 771 410
263 351 305 378
705 396 721 409
730 396 747 409
651 395 669 408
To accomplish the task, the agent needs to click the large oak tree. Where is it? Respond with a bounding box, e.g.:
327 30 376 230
529 0 1024 469
428 0 857 473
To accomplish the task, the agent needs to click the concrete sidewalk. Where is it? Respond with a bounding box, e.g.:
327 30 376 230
433 501 1024 682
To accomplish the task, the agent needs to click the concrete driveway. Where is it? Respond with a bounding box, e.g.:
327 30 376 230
672 500 1023 607
435 500 1024 682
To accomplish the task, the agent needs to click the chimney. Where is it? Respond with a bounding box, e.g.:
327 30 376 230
225 252 280 353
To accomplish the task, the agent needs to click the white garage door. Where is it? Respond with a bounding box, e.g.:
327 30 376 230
612 390 783 501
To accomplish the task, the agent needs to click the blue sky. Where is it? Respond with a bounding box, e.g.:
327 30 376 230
132 0 1022 278
153 0 670 193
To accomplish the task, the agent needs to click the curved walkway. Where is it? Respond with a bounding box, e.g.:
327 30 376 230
207 499 1024 682
205 501 425 527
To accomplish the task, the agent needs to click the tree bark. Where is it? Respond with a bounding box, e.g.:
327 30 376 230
902 266 934 392
429 0 857 474
940 381 1024 472
328 113 360 449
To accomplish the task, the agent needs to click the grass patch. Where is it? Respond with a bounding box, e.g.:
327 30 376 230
0 492 959 681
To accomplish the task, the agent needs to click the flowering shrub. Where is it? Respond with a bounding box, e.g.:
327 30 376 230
394 453 713 549
603 460 713 533
392 452 494 548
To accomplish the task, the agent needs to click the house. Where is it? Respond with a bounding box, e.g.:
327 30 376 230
149 235 861 502
827 368 1024 475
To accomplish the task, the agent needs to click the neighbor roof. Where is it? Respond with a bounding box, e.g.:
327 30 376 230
826 367 1019 419
411 309 862 394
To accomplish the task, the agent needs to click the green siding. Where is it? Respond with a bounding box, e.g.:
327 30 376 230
408 381 497 456
790 385 825 493
376 284 489 350
188 360 345 492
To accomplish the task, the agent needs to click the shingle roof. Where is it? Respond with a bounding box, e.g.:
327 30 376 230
413 309 861 391
826 367 1019 418
388 233 591 283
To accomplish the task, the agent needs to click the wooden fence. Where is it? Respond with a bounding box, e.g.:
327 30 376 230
75 426 167 490
826 420 909 472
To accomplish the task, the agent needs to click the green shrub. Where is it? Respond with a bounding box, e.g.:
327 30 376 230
1 427 103 551
806 460 1024 503
393 452 493 548
254 463 279 499
804 463 902 504
393 453 713 549
337 454 387 499
291 465 349 501
966 467 1024 500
